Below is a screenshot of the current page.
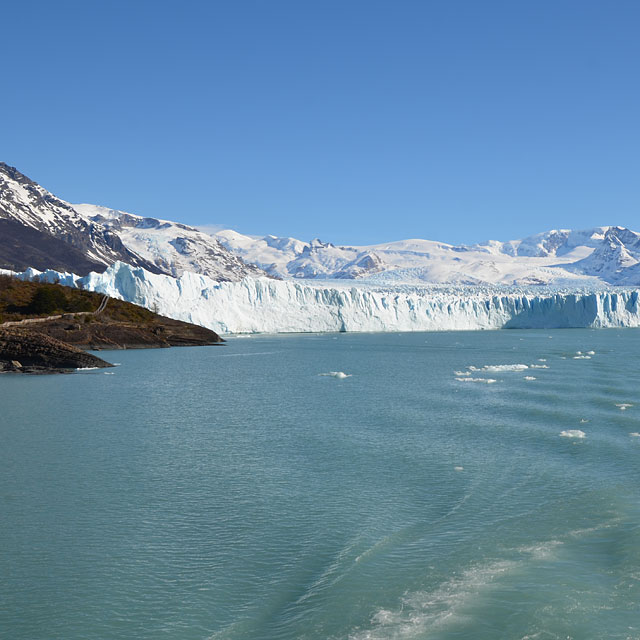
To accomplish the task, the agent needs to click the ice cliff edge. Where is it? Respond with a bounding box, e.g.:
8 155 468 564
9 262 640 335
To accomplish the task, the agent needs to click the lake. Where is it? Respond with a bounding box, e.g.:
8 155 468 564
1 329 639 639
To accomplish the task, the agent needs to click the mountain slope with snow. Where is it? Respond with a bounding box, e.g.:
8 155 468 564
73 204 268 281
0 163 161 274
213 226 640 286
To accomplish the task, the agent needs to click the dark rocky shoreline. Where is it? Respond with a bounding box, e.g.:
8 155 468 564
0 328 114 374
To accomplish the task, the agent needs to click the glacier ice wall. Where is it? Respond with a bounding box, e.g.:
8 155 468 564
11 262 640 334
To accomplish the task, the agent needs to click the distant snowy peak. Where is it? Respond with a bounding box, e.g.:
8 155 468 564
569 226 640 281
475 228 609 258
0 163 161 274
73 204 268 281
213 229 387 280
213 226 640 286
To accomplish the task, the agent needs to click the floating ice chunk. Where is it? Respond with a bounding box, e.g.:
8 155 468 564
319 371 351 379
586 350 595 355
529 364 549 369
454 466 464 471
615 403 633 411
524 376 536 381
560 430 586 438
580 418 589 423
538 358 547 362
576 351 582 355
468 364 528 373
630 432 640 437
573 355 591 359
453 370 471 376
455 377 497 384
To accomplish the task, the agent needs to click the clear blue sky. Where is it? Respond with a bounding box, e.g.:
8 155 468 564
3 0 639 245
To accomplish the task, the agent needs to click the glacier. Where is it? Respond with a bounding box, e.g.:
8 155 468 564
7 262 640 335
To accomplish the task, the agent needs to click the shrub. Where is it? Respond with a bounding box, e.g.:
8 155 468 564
28 285 68 315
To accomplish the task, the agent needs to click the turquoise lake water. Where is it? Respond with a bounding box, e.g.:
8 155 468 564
1 329 640 639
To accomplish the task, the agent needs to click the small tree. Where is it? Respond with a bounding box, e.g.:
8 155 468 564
28 285 68 315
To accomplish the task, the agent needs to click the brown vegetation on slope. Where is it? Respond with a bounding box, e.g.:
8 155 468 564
0 276 223 372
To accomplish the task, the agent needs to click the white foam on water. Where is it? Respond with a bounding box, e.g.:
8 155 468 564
104 372 115 375
630 433 640 437
468 364 528 373
586 350 595 355
453 370 471 376
537 358 547 362
573 355 591 359
576 351 582 355
217 351 278 357
319 371 352 379
580 418 589 423
559 430 586 438
615 403 633 410
524 376 536 381
455 377 497 384
517 539 563 561
348 558 520 640
454 466 464 471
75 367 99 371
529 364 549 369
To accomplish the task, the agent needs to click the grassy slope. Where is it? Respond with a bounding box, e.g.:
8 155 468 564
0 275 223 348
0 275 157 324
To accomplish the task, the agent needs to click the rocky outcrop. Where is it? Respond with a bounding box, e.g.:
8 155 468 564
0 328 113 373
29 313 224 350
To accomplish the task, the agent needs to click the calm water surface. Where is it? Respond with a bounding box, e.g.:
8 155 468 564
1 330 640 639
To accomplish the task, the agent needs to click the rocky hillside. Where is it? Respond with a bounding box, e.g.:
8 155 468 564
0 163 162 275
0 163 267 281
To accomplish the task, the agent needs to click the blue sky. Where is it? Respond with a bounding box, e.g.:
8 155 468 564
3 1 639 245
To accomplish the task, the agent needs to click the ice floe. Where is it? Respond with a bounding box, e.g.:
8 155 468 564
455 377 497 384
319 371 352 379
559 430 586 438
468 364 529 373
615 403 633 410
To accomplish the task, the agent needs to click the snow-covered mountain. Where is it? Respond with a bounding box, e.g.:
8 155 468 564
11 262 640 335
73 204 268 281
3 161 640 287
213 226 640 286
0 162 267 281
0 162 160 274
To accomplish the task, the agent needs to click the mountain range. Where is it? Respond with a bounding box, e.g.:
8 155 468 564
2 161 640 287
